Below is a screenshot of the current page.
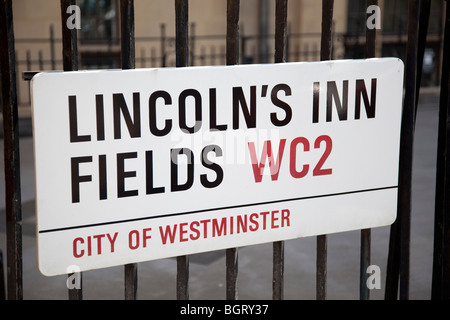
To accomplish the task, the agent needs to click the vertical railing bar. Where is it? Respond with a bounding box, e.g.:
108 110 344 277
0 250 5 300
274 0 288 64
121 0 136 70
316 0 334 301
124 263 138 300
272 242 284 300
364 0 377 59
50 25 56 70
160 24 167 67
25 51 31 106
226 0 240 300
359 228 371 300
415 0 431 114
15 49 23 108
386 0 420 300
120 0 138 300
398 0 420 301
176 0 189 68
442 6 450 296
175 0 190 300
226 247 238 300
272 0 288 301
227 0 240 66
176 256 189 300
26 51 32 74
359 229 371 299
239 26 245 65
190 22 196 66
61 0 78 71
320 0 334 62
359 0 377 301
39 50 44 70
61 0 82 300
0 0 23 301
432 0 450 300
316 235 327 300
385 213 400 297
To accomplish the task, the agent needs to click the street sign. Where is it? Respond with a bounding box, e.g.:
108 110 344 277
31 58 404 276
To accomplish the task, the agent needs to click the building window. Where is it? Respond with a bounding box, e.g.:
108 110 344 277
427 0 444 34
81 52 121 70
79 0 118 43
382 0 408 35
346 0 367 37
382 0 442 35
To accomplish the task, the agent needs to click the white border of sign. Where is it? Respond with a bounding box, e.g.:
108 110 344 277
31 58 404 276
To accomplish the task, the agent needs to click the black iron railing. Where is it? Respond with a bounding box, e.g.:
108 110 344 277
1 0 449 301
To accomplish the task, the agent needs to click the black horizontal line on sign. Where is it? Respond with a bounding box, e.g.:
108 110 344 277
38 185 398 234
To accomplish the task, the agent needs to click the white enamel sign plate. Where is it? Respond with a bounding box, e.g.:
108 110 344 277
31 58 404 276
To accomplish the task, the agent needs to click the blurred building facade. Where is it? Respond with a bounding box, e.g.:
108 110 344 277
10 0 446 112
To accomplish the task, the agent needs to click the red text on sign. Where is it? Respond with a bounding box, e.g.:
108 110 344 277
248 135 333 183
73 232 118 258
128 228 152 250
159 209 290 244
